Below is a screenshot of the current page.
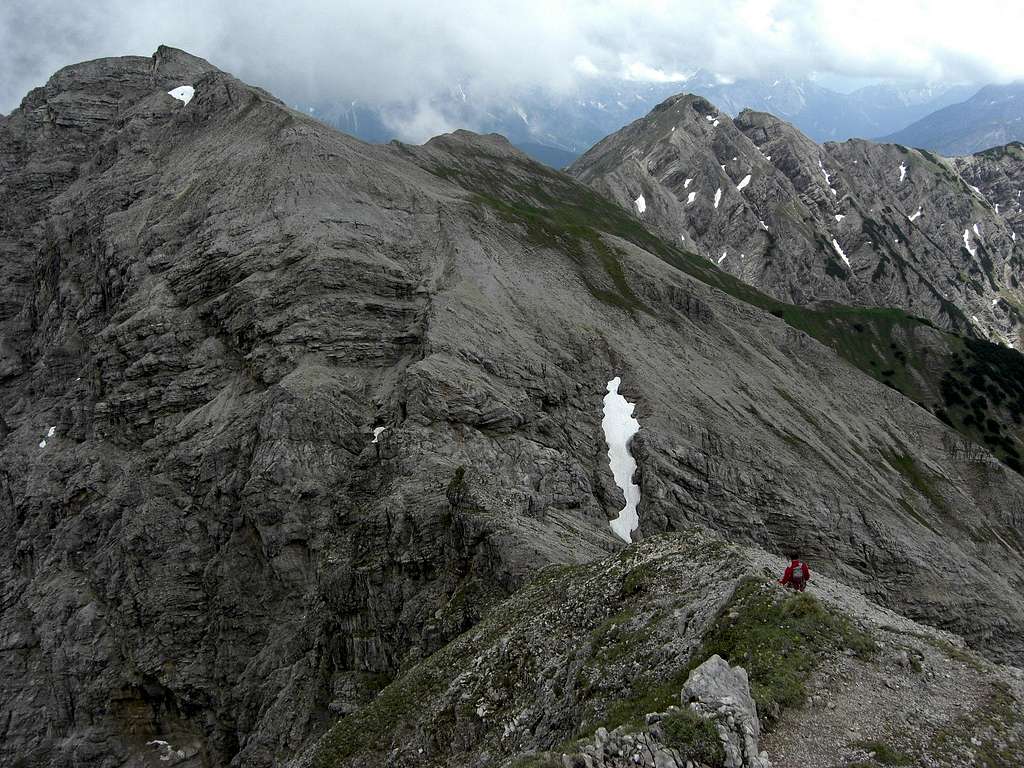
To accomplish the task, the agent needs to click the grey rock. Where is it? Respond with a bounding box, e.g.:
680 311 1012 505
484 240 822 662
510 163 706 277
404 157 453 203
1 48 1024 768
568 94 1024 348
682 656 768 768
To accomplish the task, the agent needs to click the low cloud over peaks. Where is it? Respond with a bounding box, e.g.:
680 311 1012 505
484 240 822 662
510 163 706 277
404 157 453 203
3 0 1023 118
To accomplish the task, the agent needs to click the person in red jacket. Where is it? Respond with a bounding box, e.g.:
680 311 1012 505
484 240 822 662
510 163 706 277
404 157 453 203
780 556 811 592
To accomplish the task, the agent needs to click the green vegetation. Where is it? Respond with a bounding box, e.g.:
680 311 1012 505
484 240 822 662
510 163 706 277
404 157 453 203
939 339 1024 472
882 451 948 517
850 739 914 766
661 709 726 767
691 578 876 728
590 667 695 734
313 657 450 765
931 683 1023 767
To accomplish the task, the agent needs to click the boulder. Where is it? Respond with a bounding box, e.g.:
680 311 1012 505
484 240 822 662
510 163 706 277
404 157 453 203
682 655 769 768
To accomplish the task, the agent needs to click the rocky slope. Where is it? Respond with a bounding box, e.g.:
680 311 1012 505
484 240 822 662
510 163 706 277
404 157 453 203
301 533 1024 768
2 48 1024 768
567 94 1024 349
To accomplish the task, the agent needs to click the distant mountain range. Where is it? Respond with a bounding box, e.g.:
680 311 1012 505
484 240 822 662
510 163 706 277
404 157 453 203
306 72 977 166
883 83 1024 155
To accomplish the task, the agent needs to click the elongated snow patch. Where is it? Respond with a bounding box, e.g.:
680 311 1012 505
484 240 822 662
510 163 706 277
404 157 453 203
686 191 696 205
832 238 850 267
635 194 646 214
602 377 641 543
737 174 751 191
684 178 693 189
167 85 195 106
908 207 922 222
899 162 907 183
964 229 977 257
714 187 722 209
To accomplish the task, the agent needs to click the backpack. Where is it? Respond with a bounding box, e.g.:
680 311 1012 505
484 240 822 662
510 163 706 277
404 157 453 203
791 562 806 582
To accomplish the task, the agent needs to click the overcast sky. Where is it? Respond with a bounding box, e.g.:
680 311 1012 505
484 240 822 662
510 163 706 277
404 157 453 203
3 0 1023 117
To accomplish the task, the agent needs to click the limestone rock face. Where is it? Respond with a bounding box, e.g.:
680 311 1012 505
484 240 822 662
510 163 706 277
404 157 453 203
683 655 768 768
1 49 1024 768
568 95 1024 348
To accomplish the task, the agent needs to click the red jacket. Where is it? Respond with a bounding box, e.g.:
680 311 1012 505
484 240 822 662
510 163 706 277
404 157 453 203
780 560 811 586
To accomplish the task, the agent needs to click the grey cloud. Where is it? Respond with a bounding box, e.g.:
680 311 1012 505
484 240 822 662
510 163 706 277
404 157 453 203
2 0 1022 117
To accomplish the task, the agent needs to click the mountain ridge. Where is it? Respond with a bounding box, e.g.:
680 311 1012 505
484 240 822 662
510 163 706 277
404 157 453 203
1 46 1023 768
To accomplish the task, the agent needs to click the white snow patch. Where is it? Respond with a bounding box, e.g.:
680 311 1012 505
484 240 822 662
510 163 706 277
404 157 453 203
818 160 831 185
683 178 693 188
46 426 55 438
831 238 850 267
964 229 977 257
835 214 846 222
995 203 1001 214
602 377 641 543
686 191 696 205
759 219 769 231
714 187 722 209
908 207 922 222
718 251 727 264
371 426 387 444
765 154 772 161
973 222 981 237
167 85 195 106
737 174 752 191
634 194 646 214
38 440 46 449
705 115 714 122
899 162 907 183
993 298 1001 307
680 233 686 242
713 119 720 127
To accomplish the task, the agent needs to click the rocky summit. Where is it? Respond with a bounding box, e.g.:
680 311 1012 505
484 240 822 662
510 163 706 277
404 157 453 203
1 47 1023 768
568 94 1024 349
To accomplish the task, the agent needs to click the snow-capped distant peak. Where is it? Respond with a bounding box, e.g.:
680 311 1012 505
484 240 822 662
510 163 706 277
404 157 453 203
167 85 195 106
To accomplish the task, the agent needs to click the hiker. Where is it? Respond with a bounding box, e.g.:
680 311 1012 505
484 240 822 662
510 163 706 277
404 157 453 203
779 556 811 592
